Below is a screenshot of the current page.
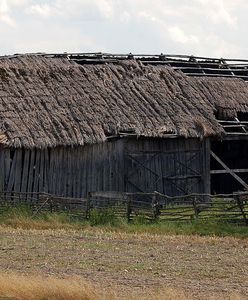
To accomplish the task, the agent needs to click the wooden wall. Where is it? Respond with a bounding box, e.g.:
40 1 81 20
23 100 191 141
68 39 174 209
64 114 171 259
0 139 124 197
124 137 210 196
0 137 210 197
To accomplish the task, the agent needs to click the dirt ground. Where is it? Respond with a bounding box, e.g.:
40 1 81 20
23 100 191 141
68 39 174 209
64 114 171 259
0 226 247 299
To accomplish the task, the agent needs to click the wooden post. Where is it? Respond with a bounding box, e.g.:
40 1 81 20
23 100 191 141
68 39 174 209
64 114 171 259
31 194 51 218
192 196 199 220
126 195 132 222
50 196 53 213
152 193 160 220
203 139 211 201
86 192 91 219
235 193 248 225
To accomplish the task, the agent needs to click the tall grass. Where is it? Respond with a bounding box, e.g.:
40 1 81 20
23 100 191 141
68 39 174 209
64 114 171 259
88 208 120 226
0 205 247 238
0 272 194 300
0 272 103 300
0 204 84 230
0 272 243 300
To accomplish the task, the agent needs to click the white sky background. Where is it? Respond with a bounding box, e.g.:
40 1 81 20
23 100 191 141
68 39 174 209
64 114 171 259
0 0 248 57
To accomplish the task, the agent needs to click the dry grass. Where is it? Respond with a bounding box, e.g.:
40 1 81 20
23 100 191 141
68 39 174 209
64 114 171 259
0 272 189 300
0 272 243 300
0 272 103 300
1 208 248 238
1 216 83 231
0 226 247 299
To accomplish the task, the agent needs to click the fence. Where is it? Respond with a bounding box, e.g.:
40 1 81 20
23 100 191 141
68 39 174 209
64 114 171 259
0 191 88 219
0 191 247 224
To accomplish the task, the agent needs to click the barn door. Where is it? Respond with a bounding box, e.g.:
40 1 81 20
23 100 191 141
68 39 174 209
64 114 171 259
124 139 208 196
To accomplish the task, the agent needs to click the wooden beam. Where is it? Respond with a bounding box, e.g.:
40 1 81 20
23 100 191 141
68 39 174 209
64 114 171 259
202 138 210 195
211 168 248 174
217 120 248 124
89 191 124 199
224 135 248 141
210 151 248 190
164 175 201 180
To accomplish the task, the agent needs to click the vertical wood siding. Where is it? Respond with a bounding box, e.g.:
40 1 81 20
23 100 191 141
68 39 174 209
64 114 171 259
0 138 210 197
0 140 125 197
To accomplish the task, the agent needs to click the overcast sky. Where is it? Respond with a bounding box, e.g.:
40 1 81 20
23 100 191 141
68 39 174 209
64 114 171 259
0 0 248 58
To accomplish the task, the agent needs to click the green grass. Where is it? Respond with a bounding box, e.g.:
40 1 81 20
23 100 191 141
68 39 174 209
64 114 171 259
0 205 247 238
0 204 83 230
88 208 120 226
124 219 248 238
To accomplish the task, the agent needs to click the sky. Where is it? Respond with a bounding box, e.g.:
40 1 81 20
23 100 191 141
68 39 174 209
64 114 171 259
0 0 248 58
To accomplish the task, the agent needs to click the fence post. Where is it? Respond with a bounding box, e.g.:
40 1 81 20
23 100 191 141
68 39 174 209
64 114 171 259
126 195 132 222
86 192 91 220
192 197 199 220
50 196 53 213
31 194 51 218
152 193 160 221
235 193 248 226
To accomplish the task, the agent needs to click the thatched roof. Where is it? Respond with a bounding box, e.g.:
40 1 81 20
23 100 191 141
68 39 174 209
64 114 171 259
192 77 248 119
0 55 246 148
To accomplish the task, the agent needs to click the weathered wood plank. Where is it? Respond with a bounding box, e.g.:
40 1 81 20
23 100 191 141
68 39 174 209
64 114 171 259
27 149 35 193
4 149 11 189
33 149 41 193
0 148 5 192
43 148 50 192
48 149 55 194
21 150 30 193
39 150 45 192
211 168 248 174
14 149 23 193
6 150 17 192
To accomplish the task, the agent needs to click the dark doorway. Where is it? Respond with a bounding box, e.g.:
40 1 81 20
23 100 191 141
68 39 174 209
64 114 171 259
211 139 248 194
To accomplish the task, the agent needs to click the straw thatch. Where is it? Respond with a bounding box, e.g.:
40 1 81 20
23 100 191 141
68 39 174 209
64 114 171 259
0 55 245 148
192 77 248 119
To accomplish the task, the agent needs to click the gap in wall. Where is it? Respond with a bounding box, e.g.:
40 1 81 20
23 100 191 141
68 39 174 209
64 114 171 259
211 139 248 194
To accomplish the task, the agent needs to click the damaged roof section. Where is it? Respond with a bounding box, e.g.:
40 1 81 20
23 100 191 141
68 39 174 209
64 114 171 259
0 54 247 148
192 77 248 119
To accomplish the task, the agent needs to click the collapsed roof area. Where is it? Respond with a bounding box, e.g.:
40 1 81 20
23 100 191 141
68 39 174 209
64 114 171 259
0 53 248 148
3 52 248 80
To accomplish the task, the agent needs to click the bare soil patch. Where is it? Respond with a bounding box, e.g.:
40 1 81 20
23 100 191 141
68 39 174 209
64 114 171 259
0 226 247 299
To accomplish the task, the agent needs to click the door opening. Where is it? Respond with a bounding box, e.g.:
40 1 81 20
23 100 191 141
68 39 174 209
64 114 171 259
211 139 248 194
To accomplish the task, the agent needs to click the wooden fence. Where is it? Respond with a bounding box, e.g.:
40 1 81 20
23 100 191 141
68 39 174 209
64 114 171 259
0 191 247 224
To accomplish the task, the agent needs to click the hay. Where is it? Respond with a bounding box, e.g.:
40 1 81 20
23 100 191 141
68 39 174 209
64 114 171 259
0 55 241 148
193 76 248 119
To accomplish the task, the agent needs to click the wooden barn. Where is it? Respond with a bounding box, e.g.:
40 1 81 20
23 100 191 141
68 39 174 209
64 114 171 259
1 53 248 197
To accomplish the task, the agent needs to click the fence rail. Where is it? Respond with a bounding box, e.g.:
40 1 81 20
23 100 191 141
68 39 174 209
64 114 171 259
0 191 247 225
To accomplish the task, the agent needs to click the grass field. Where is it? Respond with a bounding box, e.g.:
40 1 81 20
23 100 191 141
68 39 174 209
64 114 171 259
0 224 248 299
0 207 248 299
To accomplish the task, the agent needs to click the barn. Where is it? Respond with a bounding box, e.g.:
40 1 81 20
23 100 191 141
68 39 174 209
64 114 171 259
1 53 248 198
